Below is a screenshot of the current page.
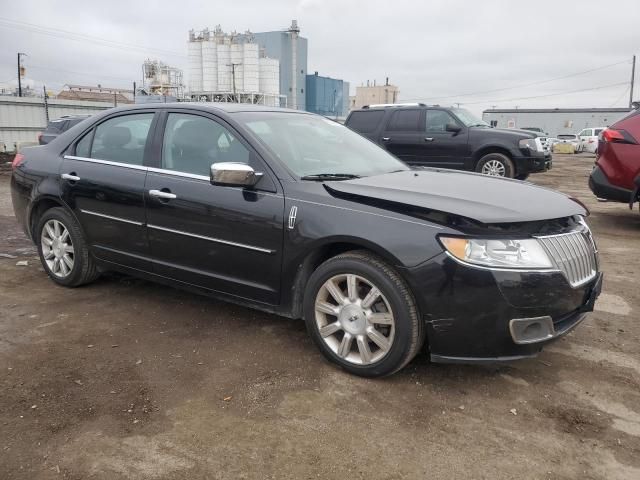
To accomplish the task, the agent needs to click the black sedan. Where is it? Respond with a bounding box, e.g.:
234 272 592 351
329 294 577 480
10 103 602 377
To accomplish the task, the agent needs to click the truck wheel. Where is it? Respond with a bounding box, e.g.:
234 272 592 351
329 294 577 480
476 153 515 178
304 250 425 377
36 207 99 287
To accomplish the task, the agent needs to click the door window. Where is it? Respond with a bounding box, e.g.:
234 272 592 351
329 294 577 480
347 110 385 133
387 110 421 131
594 128 604 136
426 110 457 132
579 129 591 137
90 113 154 165
162 113 250 176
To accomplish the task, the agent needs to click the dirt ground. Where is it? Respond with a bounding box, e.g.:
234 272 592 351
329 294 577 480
1 155 639 480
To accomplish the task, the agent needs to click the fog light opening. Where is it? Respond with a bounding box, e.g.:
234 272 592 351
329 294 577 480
509 316 555 345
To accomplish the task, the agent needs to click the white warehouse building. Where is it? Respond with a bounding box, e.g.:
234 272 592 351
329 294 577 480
187 26 283 106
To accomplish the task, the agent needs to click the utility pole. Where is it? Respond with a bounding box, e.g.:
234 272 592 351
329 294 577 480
630 55 636 108
133 81 136 104
228 62 241 102
17 52 27 97
43 85 49 123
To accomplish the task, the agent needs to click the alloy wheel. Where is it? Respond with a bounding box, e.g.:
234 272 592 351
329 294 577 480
41 219 75 278
481 159 506 176
314 274 395 365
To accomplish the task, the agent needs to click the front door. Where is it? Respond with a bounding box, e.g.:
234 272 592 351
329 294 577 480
60 111 157 270
144 111 285 305
421 109 469 168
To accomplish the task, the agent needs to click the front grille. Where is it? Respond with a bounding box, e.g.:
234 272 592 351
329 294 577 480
537 229 597 287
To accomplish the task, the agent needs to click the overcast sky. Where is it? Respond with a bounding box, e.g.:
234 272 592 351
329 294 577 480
1 0 638 115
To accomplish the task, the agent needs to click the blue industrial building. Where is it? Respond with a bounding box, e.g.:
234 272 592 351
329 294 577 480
305 72 350 118
253 20 308 110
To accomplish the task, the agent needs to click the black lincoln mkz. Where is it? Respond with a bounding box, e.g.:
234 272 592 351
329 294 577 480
11 103 602 377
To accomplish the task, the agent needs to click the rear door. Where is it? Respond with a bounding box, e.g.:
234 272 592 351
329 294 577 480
60 110 157 270
421 109 469 168
144 110 285 305
378 109 425 165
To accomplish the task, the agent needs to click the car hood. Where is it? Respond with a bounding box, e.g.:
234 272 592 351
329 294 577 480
324 170 585 224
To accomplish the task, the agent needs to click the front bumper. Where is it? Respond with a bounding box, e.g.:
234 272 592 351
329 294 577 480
513 152 552 175
403 253 602 364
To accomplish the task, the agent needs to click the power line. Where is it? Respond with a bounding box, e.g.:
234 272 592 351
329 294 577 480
461 81 629 106
401 59 631 102
610 85 630 107
0 17 186 59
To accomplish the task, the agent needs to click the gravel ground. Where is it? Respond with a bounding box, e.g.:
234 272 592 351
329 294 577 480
1 155 639 480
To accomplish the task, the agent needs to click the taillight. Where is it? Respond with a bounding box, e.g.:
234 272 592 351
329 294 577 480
11 153 25 170
602 128 637 144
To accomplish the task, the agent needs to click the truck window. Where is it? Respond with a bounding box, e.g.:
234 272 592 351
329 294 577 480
347 111 385 134
387 110 421 132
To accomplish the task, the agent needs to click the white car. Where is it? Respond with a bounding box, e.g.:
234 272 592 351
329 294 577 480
578 127 606 154
557 134 582 152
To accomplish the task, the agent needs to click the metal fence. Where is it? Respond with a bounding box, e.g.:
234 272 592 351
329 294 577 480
0 96 113 151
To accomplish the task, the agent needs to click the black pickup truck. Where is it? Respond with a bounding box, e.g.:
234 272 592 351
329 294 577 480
345 104 552 180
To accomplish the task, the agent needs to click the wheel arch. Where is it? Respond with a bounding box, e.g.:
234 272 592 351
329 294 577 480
28 196 76 242
473 145 514 167
285 237 405 320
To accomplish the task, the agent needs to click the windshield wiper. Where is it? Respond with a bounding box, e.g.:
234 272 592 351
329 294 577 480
469 123 489 127
300 173 361 181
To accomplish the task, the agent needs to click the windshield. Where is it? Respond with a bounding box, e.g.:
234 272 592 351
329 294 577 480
452 108 490 127
236 112 409 178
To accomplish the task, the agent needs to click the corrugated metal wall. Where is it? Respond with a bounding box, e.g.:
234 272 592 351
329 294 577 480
0 97 112 150
305 74 348 117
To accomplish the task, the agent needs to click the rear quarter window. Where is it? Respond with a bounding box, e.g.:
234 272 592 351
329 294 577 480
346 110 385 133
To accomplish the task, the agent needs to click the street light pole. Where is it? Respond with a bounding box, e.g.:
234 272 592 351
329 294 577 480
630 55 636 109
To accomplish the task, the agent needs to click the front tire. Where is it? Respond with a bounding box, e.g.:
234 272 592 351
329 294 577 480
36 207 99 287
303 250 424 377
476 153 515 178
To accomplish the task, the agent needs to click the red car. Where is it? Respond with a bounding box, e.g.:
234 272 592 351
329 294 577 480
589 108 640 208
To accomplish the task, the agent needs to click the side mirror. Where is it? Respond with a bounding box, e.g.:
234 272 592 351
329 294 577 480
445 123 462 134
210 162 263 188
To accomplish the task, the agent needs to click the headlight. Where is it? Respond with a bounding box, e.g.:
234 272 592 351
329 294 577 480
519 138 539 151
440 237 554 269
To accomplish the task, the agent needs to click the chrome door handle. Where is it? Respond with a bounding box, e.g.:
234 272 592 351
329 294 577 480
424 137 434 142
382 137 390 141
149 189 177 200
61 173 80 181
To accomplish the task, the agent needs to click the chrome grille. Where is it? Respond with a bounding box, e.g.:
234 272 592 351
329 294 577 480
537 230 597 287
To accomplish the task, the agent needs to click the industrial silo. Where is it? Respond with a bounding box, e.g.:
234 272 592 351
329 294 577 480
217 40 231 92
201 40 218 92
243 42 259 93
259 57 280 105
230 42 244 93
187 36 203 92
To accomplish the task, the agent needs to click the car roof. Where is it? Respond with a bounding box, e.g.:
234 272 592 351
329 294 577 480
102 102 310 115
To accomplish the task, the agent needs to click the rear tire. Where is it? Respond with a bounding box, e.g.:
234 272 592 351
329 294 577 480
36 207 99 287
303 250 425 377
476 153 515 178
